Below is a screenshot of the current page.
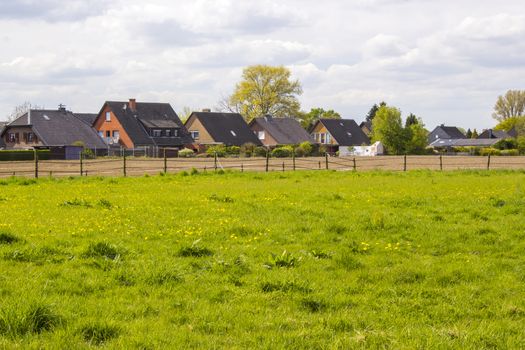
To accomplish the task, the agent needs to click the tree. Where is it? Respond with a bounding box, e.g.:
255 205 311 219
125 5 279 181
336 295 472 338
371 106 406 155
472 129 479 138
299 107 341 129
365 101 386 122
6 101 41 122
405 113 418 127
178 106 193 123
492 90 525 122
405 120 428 155
220 65 302 121
495 116 525 135
466 128 473 138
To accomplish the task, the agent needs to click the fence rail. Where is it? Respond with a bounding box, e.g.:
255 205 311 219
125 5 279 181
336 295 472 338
1 155 525 178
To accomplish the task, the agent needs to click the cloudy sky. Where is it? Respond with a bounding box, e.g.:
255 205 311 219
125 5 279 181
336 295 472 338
1 0 524 129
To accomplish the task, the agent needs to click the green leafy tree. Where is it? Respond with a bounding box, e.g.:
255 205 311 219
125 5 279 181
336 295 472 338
495 116 525 136
472 129 479 138
492 90 525 122
299 108 341 129
220 65 302 121
405 119 428 154
466 128 473 138
371 106 406 155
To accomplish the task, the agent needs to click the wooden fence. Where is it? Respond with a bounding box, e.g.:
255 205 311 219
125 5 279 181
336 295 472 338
1 154 524 178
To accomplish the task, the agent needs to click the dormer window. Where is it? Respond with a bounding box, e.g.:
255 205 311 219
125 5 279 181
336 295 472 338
166 129 171 137
258 131 265 140
105 112 111 122
152 129 162 137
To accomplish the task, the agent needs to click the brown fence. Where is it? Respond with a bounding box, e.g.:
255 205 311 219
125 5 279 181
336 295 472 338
1 155 525 178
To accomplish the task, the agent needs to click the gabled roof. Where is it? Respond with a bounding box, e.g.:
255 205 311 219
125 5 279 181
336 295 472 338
0 122 6 148
2 109 106 148
314 119 370 146
250 116 313 145
186 112 262 146
75 113 98 126
478 129 511 139
431 125 466 139
102 101 192 146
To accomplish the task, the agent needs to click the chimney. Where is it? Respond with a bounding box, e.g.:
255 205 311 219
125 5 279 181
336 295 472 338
58 104 66 112
129 98 137 111
488 129 493 139
440 123 445 127
264 114 273 122
202 108 211 112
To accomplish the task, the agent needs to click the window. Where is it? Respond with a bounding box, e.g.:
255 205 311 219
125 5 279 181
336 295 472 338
98 131 103 138
105 111 111 122
190 130 199 140
165 129 171 137
8 133 16 143
26 133 34 143
320 133 326 144
152 129 162 137
258 131 265 140
106 131 111 138
112 130 120 141
326 133 331 144
173 129 178 137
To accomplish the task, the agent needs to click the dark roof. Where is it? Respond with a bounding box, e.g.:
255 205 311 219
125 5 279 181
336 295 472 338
0 122 6 148
250 116 313 145
429 138 500 148
433 125 466 139
75 113 98 126
187 112 262 146
478 129 511 139
103 101 192 146
3 109 106 148
360 121 372 130
508 127 518 138
315 119 370 146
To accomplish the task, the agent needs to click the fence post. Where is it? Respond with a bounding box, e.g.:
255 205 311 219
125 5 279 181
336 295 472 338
241 163 244 172
292 152 296 171
282 162 285 172
123 153 127 177
80 152 83 176
403 154 407 172
34 150 39 179
353 157 356 171
214 152 218 172
163 148 167 174
439 154 443 171
487 154 491 170
318 161 321 170
325 153 329 170
265 150 269 172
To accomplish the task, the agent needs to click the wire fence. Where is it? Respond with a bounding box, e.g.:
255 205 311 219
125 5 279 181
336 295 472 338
1 154 525 178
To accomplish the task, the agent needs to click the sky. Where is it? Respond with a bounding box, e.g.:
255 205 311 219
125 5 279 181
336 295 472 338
0 0 524 129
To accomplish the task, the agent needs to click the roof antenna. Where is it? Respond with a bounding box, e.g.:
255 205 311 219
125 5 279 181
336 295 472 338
28 103 31 125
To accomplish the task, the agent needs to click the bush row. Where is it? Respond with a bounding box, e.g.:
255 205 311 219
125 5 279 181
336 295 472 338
177 142 321 158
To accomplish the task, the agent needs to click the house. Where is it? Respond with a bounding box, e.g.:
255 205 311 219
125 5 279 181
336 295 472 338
478 129 512 139
0 121 6 149
249 115 314 147
0 106 106 151
360 121 372 136
93 99 192 153
310 119 370 154
184 110 262 148
428 124 466 144
429 138 501 151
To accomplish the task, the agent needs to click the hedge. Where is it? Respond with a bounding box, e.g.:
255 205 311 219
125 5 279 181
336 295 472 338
0 150 51 161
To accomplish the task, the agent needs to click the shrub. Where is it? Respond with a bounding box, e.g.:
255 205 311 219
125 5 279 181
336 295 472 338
206 145 226 157
479 148 501 156
240 143 257 157
294 146 305 157
518 136 525 154
298 141 314 156
254 147 268 157
226 146 240 156
500 149 519 156
493 138 518 150
271 146 294 158
178 148 195 158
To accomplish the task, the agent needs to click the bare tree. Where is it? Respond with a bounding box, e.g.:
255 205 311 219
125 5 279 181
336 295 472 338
492 90 525 122
6 102 41 122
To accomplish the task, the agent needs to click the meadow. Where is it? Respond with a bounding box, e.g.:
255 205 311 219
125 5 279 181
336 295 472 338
0 170 524 349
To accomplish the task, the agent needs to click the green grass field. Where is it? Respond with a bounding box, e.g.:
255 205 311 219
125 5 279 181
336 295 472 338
0 170 524 349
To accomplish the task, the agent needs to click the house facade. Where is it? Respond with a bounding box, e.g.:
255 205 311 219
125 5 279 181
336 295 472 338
310 119 370 153
0 106 106 150
428 124 466 144
93 99 192 152
249 115 313 147
184 111 262 148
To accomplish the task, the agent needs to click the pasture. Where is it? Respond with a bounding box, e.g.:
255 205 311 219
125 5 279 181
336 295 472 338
0 170 524 348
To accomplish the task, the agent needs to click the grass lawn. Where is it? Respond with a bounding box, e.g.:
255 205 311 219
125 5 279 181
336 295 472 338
0 170 524 349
